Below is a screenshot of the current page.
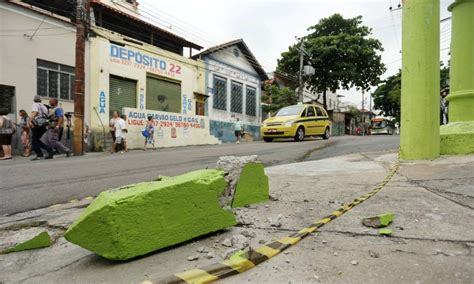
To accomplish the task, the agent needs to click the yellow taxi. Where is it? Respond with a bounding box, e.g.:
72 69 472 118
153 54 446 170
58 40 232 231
261 104 331 142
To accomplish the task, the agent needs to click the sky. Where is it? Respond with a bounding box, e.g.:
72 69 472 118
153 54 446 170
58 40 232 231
140 0 453 107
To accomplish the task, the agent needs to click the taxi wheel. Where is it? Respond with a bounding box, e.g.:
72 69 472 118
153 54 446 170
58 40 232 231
294 126 305 142
323 127 330 140
263 137 273 142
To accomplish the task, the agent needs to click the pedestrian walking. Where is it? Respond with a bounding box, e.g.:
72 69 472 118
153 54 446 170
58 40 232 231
16 109 31 157
234 118 243 144
143 115 155 151
47 98 71 157
112 114 127 154
28 96 53 160
109 111 119 153
0 108 14 160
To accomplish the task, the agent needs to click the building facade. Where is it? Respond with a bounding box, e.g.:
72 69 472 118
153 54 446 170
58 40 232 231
193 39 268 142
1 0 222 152
0 1 78 152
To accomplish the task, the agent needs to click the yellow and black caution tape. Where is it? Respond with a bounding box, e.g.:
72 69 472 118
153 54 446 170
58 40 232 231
145 154 400 284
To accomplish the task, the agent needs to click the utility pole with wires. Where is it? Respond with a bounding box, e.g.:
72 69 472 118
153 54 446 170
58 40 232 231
297 37 305 103
73 0 89 156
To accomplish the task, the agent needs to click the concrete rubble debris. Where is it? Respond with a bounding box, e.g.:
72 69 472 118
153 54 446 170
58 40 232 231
206 251 215 259
187 254 199 261
362 213 394 228
222 248 240 259
368 250 380 258
351 260 359 266
221 238 233 247
269 214 283 227
231 235 249 250
65 169 237 260
197 246 210 253
241 230 256 238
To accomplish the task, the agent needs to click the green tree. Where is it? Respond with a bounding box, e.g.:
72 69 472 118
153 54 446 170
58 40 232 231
277 14 386 109
372 65 450 122
372 72 401 121
262 85 298 115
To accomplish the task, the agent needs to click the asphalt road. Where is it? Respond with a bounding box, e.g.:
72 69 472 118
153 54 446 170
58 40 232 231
0 135 399 215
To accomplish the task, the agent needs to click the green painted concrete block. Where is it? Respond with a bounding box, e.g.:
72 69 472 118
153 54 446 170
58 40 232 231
65 169 237 260
362 213 394 228
5 231 51 253
231 162 269 208
378 228 393 236
440 121 474 155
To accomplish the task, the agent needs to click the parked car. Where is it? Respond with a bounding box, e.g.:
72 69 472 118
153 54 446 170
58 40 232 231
261 104 331 142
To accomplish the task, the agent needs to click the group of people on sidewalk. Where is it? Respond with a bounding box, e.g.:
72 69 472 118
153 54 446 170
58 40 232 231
0 96 71 161
108 111 156 154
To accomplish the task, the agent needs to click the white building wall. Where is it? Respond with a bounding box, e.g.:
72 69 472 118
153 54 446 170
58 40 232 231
0 2 77 118
205 48 262 127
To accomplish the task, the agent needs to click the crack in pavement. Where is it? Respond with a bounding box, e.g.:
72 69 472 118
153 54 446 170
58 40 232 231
16 254 91 284
322 229 474 245
410 181 474 210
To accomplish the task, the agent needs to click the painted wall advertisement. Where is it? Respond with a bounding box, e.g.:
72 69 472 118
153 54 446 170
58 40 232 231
109 44 182 78
122 107 220 148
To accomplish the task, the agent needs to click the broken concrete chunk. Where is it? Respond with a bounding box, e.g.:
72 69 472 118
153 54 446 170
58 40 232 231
362 213 394 228
231 162 269 208
379 228 393 235
231 235 249 250
221 238 233 247
187 254 200 261
197 246 210 253
1 229 51 253
368 250 380 258
270 214 283 227
240 230 256 239
65 169 237 261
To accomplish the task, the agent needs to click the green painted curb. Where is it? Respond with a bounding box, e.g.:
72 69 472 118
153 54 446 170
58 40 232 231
231 162 269 208
65 169 237 260
441 121 474 154
5 231 51 253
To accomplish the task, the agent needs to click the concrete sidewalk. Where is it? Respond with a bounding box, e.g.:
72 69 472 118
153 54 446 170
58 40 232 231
0 151 473 283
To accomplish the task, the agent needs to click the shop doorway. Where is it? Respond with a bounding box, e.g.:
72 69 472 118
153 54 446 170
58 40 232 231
109 75 137 117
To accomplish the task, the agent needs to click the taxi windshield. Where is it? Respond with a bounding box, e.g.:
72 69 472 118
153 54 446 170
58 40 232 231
275 105 304 117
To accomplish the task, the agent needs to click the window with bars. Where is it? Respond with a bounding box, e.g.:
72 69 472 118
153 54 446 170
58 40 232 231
245 86 257 116
0 85 15 114
213 76 227 110
231 81 243 113
37 59 75 100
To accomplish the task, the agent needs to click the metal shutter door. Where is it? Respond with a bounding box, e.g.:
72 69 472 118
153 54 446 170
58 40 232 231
146 76 181 113
109 75 137 116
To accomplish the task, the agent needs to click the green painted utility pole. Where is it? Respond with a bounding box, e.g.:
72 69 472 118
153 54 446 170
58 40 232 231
440 0 474 154
400 0 440 160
